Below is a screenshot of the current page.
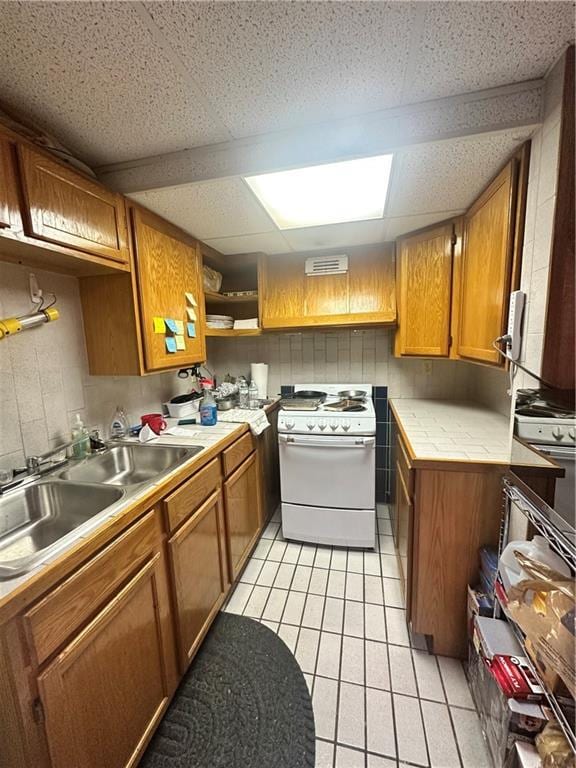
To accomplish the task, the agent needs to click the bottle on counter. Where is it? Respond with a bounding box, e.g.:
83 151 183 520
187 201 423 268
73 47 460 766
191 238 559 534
200 387 218 426
238 376 249 409
71 413 90 459
110 405 129 439
248 380 259 410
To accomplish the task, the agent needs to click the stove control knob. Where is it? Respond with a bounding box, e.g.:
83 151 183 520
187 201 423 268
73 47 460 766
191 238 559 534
330 421 339 431
285 419 295 430
307 421 315 430
342 420 351 432
552 426 565 441
569 427 575 441
318 419 327 431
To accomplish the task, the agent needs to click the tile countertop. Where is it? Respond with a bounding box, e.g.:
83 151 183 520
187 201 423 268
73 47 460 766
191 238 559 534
389 399 557 470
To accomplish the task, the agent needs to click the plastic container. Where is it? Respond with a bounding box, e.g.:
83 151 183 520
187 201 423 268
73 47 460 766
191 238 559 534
248 381 259 410
238 377 249 409
110 405 129 439
71 413 90 459
499 535 570 593
200 389 218 426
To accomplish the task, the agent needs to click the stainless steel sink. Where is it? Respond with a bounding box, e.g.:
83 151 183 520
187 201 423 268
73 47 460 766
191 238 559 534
59 443 201 487
0 481 124 579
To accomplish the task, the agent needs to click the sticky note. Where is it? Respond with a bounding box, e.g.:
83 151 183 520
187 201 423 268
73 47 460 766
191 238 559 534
175 320 184 335
165 318 177 334
185 292 197 307
187 322 196 338
175 335 186 351
165 337 177 353
153 317 165 334
186 307 196 321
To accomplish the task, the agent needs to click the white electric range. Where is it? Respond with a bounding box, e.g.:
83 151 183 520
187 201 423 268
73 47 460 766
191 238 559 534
278 384 376 548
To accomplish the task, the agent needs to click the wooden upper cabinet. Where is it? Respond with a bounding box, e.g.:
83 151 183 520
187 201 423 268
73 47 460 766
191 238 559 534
395 222 454 357
259 244 396 330
0 135 21 230
457 160 518 364
17 143 129 265
132 207 206 371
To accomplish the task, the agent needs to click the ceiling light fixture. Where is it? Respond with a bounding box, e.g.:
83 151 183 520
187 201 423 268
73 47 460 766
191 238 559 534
244 154 393 230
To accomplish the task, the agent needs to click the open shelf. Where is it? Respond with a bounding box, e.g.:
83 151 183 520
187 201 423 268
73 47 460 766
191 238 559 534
205 327 262 337
204 290 258 304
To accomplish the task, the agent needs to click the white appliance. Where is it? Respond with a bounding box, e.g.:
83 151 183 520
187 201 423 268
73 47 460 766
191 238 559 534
278 383 376 548
515 408 575 527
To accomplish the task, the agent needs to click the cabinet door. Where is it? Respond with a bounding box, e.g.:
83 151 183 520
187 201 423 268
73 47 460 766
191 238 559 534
395 463 413 621
132 207 206 371
168 489 229 672
457 160 517 363
37 554 173 768
0 135 20 230
395 223 454 356
223 452 261 580
17 144 129 264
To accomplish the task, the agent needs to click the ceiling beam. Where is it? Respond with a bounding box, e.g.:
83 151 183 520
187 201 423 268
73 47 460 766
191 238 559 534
97 79 544 193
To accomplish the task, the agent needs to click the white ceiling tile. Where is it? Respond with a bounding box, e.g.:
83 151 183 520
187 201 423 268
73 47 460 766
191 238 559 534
387 132 523 216
128 178 275 240
145 1 419 137
204 232 291 256
0 1 230 165
403 1 575 104
382 212 464 241
282 219 388 252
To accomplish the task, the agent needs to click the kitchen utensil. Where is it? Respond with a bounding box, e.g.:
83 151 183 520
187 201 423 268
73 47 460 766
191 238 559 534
217 396 238 411
338 389 367 401
292 390 327 402
325 399 367 412
140 413 167 434
280 399 321 411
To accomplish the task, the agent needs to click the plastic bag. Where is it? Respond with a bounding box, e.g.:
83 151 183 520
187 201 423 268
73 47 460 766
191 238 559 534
506 552 575 698
203 265 222 293
535 721 575 768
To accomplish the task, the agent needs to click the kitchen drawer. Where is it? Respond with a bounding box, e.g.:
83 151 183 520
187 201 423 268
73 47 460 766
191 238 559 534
23 510 158 666
164 457 222 533
222 432 255 477
396 434 413 496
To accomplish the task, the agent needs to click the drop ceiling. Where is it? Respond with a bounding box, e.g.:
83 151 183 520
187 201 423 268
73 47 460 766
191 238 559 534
0 0 573 254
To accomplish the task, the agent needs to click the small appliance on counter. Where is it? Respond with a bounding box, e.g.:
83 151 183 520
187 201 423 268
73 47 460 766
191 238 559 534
278 383 376 548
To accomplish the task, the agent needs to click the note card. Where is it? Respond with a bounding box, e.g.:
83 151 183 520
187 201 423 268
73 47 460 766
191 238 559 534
185 292 197 307
174 319 184 335
165 337 177 353
175 335 186 351
186 307 196 321
187 322 196 338
153 317 165 334
165 318 178 334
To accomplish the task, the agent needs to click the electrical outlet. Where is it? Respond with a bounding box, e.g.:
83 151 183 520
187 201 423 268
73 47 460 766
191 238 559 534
29 273 42 306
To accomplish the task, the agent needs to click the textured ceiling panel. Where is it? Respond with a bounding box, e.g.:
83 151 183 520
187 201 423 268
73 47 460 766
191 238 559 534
383 211 464 241
144 0 419 137
128 179 275 240
281 219 388 252
404 1 575 104
0 1 230 165
387 132 523 216
203 231 291 256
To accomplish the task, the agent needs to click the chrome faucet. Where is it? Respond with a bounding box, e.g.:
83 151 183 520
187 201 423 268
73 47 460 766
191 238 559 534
0 437 89 495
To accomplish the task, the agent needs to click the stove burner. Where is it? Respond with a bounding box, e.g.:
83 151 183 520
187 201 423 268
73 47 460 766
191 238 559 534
515 403 575 419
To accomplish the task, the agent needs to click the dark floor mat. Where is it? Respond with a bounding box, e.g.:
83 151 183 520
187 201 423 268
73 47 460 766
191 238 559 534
140 612 315 768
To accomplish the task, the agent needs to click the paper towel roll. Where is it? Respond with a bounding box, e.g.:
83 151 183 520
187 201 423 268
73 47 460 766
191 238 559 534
250 363 268 399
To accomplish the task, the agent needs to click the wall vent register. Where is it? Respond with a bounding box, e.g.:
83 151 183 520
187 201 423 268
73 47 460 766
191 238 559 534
304 254 348 276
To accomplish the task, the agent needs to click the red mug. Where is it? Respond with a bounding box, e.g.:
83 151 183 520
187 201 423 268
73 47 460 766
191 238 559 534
141 413 167 434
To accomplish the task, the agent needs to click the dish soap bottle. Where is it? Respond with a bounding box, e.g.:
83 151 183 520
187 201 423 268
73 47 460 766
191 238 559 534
200 387 218 426
110 405 129 439
71 413 90 459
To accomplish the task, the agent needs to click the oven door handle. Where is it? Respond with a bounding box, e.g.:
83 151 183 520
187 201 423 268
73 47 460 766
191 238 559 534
279 435 375 448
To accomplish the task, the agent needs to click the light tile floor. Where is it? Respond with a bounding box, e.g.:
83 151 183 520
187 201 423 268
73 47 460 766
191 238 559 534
222 503 493 768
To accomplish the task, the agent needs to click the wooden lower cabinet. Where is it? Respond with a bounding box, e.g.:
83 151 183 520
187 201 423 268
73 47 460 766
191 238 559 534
224 452 261 580
395 461 413 619
169 489 229 672
37 552 174 768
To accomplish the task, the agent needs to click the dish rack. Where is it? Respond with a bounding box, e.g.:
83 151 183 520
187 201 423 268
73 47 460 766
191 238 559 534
494 476 576 754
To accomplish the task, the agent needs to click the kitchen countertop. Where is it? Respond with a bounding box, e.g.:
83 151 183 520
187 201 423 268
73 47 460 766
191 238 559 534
0 403 279 615
389 399 558 470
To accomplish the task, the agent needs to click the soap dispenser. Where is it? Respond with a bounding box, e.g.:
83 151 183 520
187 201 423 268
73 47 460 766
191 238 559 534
71 413 90 459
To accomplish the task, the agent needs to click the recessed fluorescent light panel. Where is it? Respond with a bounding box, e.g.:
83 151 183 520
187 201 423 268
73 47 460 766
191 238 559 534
244 154 393 230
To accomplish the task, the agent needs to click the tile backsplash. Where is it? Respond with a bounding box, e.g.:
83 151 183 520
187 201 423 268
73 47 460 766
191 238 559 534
0 262 181 470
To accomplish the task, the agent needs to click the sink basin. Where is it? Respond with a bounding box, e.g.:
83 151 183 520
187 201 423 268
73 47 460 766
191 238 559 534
59 443 201 487
0 481 124 579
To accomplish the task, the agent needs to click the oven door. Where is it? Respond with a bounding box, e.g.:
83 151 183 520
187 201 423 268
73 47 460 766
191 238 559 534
531 444 575 527
279 433 375 510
